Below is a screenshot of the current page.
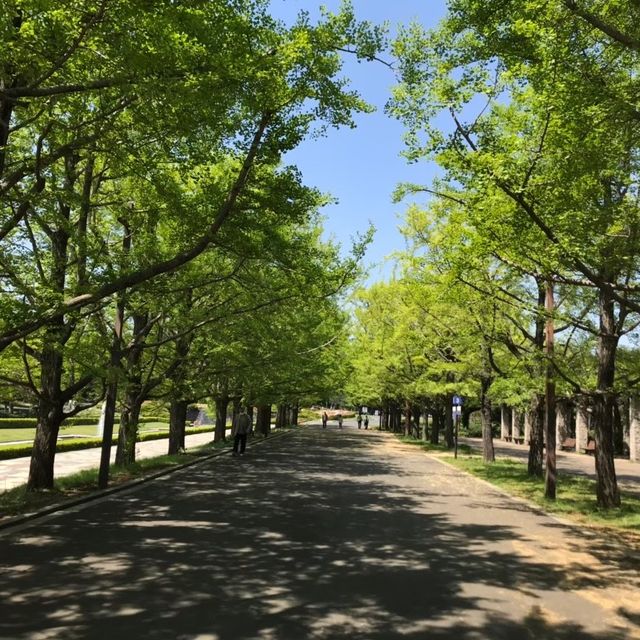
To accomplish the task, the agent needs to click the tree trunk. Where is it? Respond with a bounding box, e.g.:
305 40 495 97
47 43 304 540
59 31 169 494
168 399 188 454
556 398 573 446
115 311 148 466
430 407 441 445
462 406 474 432
256 404 271 436
527 394 545 477
404 400 412 437
98 225 130 488
27 324 65 491
115 390 143 466
413 405 422 439
214 394 229 442
592 287 621 508
481 378 495 463
26 189 73 491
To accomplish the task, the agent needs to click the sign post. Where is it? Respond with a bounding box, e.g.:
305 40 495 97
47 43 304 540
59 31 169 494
453 395 463 459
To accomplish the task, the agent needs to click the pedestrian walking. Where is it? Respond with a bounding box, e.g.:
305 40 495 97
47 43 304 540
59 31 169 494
357 414 363 429
232 407 252 456
337 414 343 429
322 411 328 429
364 414 369 430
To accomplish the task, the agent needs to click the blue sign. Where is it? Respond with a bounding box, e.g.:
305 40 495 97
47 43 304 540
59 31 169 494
452 395 463 406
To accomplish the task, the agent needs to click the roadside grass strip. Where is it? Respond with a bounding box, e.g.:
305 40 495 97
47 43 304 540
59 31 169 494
397 435 640 534
0 441 225 520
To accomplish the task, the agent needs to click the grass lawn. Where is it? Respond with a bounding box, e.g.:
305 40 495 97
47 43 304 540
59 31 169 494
0 422 172 446
397 435 640 535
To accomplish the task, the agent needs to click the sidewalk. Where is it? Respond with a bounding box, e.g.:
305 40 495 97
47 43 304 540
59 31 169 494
0 431 215 492
460 436 640 495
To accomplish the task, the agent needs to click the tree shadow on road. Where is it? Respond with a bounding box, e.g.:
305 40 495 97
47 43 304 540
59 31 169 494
0 427 636 639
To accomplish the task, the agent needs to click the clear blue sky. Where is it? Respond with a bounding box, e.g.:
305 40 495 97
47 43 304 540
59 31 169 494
269 1 448 282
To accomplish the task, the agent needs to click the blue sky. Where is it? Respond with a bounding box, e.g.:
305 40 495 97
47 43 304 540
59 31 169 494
269 1 449 282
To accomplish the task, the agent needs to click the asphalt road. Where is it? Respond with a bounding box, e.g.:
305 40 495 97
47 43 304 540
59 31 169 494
1 424 639 639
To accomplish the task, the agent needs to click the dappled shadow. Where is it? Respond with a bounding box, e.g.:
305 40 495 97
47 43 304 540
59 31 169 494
0 426 637 639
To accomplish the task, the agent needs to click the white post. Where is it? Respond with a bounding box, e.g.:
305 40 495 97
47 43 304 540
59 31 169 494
555 400 571 450
524 411 532 445
512 410 521 442
500 405 511 440
630 395 640 462
97 400 107 438
575 397 589 454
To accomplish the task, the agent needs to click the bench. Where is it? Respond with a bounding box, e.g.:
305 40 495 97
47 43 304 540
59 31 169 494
513 437 524 445
560 437 576 451
504 436 512 442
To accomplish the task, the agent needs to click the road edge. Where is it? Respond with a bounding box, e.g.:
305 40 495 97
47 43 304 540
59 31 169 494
0 429 293 535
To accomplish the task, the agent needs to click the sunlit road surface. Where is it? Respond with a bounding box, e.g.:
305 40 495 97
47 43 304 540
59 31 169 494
1 423 639 639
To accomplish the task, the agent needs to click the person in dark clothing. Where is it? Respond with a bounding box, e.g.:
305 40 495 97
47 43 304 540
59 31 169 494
322 411 328 429
232 408 252 456
364 415 369 430
357 414 363 429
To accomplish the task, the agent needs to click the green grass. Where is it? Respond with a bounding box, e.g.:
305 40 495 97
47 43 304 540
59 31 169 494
0 425 216 460
0 438 233 518
0 421 174 444
397 435 473 455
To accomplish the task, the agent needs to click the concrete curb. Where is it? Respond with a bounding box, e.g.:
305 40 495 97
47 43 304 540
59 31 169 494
0 429 293 534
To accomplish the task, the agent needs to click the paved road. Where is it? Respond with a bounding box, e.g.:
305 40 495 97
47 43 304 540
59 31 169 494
0 432 216 492
1 423 638 639
460 437 640 495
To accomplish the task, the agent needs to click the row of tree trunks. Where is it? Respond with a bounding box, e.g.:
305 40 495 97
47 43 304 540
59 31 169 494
214 387 229 443
431 406 442 445
255 404 271 436
480 376 495 463
527 394 545 477
274 403 299 428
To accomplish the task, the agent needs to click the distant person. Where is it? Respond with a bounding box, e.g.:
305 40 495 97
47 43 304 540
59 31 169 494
357 414 363 429
337 414 343 429
232 407 252 456
364 415 369 430
322 411 328 429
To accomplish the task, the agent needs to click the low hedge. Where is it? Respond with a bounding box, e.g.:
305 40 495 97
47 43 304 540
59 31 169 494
0 415 168 429
0 426 215 461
